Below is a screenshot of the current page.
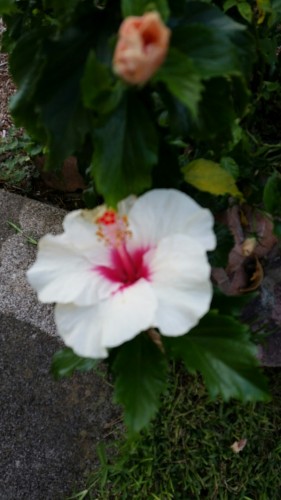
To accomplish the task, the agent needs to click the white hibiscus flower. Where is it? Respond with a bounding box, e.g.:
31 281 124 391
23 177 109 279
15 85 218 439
27 189 216 358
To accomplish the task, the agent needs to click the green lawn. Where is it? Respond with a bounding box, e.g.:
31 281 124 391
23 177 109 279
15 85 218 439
78 366 281 499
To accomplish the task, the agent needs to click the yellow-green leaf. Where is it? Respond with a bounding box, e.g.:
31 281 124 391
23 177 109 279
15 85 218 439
256 0 271 24
182 158 242 198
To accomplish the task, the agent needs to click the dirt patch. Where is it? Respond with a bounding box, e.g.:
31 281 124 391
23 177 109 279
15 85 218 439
0 20 16 133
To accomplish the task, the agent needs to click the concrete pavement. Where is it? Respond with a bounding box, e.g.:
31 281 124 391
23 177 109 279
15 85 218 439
0 190 118 499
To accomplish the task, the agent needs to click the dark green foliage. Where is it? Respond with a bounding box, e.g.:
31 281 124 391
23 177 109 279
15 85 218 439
220 155 239 179
91 91 158 205
112 334 168 433
163 312 269 402
0 126 41 186
122 0 170 20
211 288 256 317
194 77 238 150
208 222 234 267
154 48 203 117
1 0 260 198
0 0 17 14
81 50 124 117
263 171 281 216
171 2 249 79
9 27 92 169
51 347 99 379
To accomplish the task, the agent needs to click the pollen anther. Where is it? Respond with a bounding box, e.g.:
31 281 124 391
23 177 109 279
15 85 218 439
95 209 131 247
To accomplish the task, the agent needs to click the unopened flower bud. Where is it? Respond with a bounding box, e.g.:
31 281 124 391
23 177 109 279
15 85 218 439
113 12 171 85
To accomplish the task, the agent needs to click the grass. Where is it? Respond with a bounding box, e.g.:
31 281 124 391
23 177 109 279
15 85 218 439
71 366 281 500
7 220 38 245
0 126 42 187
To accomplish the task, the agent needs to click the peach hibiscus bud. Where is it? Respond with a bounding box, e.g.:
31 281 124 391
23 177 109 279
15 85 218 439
113 12 171 85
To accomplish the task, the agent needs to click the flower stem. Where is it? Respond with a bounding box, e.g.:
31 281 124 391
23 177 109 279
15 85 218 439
147 328 165 353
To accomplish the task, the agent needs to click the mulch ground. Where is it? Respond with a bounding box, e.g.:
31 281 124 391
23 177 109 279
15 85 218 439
0 21 16 134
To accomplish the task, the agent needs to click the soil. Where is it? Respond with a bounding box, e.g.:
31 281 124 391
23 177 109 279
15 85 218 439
0 21 16 133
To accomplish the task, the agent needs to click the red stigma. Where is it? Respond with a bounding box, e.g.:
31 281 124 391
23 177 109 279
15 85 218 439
96 209 117 226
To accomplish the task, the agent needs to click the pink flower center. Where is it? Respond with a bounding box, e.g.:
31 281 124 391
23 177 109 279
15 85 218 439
97 245 150 287
94 209 151 288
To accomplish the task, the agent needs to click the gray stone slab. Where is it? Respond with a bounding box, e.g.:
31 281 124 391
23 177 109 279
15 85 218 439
0 190 66 335
0 190 118 498
0 314 117 500
0 190 25 247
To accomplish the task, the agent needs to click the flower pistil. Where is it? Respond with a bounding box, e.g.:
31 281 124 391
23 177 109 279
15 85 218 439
94 208 151 288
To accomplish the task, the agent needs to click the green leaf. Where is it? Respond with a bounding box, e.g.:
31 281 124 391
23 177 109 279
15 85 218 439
164 312 269 402
211 288 256 317
223 0 237 11
208 222 234 267
273 220 281 238
180 1 245 33
194 77 239 148
168 0 185 16
160 89 192 138
113 334 168 433
122 0 170 20
182 158 242 198
220 156 239 180
263 171 281 216
152 138 181 188
9 30 47 142
51 348 99 380
91 92 158 205
257 0 272 11
154 48 203 118
42 0 81 19
10 27 91 168
172 2 254 80
83 185 100 209
237 1 253 23
36 30 90 168
0 0 17 14
272 0 281 12
172 24 240 80
81 51 124 116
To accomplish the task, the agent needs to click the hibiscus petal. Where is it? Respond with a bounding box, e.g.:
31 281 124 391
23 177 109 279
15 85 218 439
27 233 119 305
147 234 212 335
101 278 157 348
128 189 216 251
62 209 100 248
117 194 137 215
55 304 108 358
55 279 157 357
